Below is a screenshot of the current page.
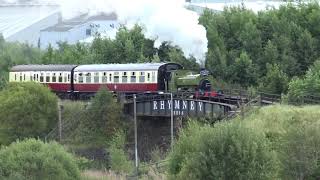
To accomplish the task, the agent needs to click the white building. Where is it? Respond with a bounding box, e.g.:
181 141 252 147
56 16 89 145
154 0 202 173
39 13 119 49
0 4 60 47
186 0 289 14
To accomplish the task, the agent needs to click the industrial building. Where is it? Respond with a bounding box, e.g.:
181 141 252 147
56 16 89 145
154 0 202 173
39 13 118 49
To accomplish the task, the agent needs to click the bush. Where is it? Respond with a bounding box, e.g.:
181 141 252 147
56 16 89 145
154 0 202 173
0 139 80 180
108 131 134 174
243 105 320 179
168 121 278 180
75 87 124 147
0 82 58 145
287 60 320 102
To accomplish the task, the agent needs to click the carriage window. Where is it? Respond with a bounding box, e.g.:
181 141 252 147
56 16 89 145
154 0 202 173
37 74 39 81
34 74 36 82
52 73 56 82
152 72 156 82
109 74 112 82
15 74 17 81
131 72 136 83
122 72 127 83
139 72 145 82
40 73 44 82
58 73 63 82
114 75 119 83
94 72 99 83
68 74 70 82
46 73 50 82
147 73 151 82
114 72 119 83
86 73 91 83
64 74 67 82
102 72 107 83
79 73 83 83
23 74 25 81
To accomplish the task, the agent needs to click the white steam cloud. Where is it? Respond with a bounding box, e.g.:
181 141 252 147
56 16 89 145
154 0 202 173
4 0 208 61
58 0 208 61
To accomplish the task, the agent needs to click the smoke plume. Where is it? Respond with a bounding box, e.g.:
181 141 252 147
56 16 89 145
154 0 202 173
58 0 208 61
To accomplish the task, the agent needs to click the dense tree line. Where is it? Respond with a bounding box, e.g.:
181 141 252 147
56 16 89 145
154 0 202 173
200 2 320 94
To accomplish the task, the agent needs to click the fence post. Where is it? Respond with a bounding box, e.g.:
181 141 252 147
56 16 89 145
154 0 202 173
58 100 62 142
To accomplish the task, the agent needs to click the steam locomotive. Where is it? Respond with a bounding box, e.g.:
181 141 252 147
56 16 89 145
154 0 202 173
9 63 218 99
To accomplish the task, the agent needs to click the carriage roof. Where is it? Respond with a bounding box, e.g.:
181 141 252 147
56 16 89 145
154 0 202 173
10 65 77 72
74 63 179 72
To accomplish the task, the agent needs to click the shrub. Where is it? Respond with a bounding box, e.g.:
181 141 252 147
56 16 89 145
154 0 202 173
108 131 134 174
287 60 320 103
75 87 124 147
0 139 80 180
168 121 278 180
0 82 58 145
243 105 320 179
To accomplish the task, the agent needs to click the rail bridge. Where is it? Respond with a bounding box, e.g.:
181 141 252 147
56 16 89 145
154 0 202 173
123 94 237 119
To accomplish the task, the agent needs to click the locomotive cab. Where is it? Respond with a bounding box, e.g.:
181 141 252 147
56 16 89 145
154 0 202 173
157 63 183 92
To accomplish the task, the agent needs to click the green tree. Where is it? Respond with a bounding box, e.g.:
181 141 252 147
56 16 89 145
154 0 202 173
90 36 116 63
0 83 58 145
296 30 317 72
259 64 288 94
158 41 172 62
205 47 227 78
168 48 200 71
239 20 262 61
259 40 278 75
42 44 55 64
228 52 257 87
77 87 123 146
0 139 80 180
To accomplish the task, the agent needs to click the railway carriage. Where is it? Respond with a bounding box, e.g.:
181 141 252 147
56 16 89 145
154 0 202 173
9 65 77 94
72 63 183 93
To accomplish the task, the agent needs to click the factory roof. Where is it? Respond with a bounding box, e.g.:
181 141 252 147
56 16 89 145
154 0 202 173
41 13 117 32
0 5 59 38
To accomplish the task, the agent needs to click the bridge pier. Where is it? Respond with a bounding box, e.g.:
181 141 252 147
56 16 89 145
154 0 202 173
128 116 184 161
